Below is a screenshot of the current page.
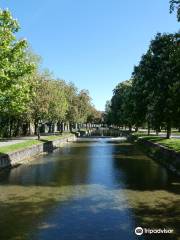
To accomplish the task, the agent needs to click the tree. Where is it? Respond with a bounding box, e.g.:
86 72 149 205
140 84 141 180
170 0 180 21
106 80 134 131
147 33 180 138
64 82 79 130
77 89 92 124
47 79 68 132
0 9 103 137
104 101 113 126
106 33 180 138
87 106 102 125
132 51 155 133
0 9 35 136
30 72 52 135
64 83 94 131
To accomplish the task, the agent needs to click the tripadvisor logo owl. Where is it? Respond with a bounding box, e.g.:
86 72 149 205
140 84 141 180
135 227 143 235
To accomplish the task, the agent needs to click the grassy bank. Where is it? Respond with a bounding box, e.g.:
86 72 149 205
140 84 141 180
132 133 180 152
0 133 74 154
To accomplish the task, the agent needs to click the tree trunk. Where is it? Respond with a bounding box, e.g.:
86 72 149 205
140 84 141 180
22 122 29 136
14 119 21 137
37 128 40 140
34 121 38 135
69 122 73 133
28 122 31 135
166 121 171 139
61 122 64 133
128 125 132 132
9 118 13 137
148 122 150 135
48 122 53 133
135 126 138 132
37 120 40 140
57 121 61 133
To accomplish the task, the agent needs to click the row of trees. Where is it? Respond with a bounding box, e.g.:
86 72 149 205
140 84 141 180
105 34 180 138
105 2 180 138
0 9 101 137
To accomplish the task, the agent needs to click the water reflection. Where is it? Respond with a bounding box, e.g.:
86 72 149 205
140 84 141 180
112 142 171 190
0 138 179 240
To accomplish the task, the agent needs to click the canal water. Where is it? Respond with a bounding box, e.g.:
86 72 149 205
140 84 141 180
0 138 180 240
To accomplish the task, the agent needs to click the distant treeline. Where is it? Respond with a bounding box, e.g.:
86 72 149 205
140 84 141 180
0 9 101 137
105 32 180 138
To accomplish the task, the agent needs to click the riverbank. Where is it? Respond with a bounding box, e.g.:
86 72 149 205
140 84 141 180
129 134 180 177
0 133 76 169
131 132 180 151
0 137 180 240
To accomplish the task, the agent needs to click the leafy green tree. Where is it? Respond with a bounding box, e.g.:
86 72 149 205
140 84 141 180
87 106 102 124
132 51 154 133
133 33 180 137
64 83 93 131
0 9 107 137
64 82 79 130
77 89 92 123
47 79 68 132
147 33 180 138
0 9 35 136
170 0 180 21
104 100 113 126
106 80 134 131
107 33 180 138
0 9 34 114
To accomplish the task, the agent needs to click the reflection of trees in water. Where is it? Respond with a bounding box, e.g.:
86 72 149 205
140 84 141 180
52 144 92 186
1 186 180 240
131 194 180 240
0 198 56 240
111 142 180 240
0 184 93 240
0 143 93 240
0 143 91 187
112 143 179 191
0 141 180 240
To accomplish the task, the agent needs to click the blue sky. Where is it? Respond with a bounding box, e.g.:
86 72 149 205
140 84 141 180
1 0 179 110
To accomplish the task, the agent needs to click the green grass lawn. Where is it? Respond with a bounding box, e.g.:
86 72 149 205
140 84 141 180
0 133 73 154
133 129 180 136
132 132 148 137
42 133 73 141
137 135 180 152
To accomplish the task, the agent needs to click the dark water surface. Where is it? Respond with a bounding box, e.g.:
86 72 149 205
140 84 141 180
0 138 180 240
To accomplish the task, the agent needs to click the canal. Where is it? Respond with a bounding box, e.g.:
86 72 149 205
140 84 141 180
0 138 180 240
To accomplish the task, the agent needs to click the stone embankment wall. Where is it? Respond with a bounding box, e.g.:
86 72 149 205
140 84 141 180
0 135 76 169
129 135 180 177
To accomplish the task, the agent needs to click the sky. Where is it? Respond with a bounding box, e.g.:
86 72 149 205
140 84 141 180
0 0 179 110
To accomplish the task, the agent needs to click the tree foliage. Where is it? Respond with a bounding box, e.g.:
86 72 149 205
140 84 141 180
0 9 98 137
0 9 35 116
170 0 180 21
106 33 180 138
